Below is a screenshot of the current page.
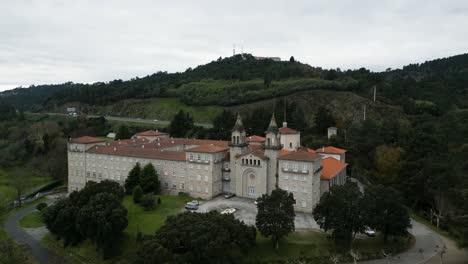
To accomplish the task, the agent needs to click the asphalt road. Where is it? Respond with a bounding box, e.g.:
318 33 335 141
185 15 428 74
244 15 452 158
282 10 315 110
41 112 213 128
4 205 64 264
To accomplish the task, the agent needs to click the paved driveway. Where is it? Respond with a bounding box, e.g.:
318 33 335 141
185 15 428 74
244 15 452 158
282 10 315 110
195 196 319 229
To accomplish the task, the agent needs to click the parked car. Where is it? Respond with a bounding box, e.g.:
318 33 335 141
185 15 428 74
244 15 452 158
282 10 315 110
185 202 199 210
224 192 235 199
364 226 376 237
190 200 200 205
254 200 258 205
221 207 236 215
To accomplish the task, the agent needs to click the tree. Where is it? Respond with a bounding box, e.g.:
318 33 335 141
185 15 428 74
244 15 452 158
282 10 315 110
70 180 124 207
210 110 236 140
43 198 83 246
169 110 194 137
313 181 364 247
133 185 143 203
289 56 295 62
140 194 155 211
140 163 160 194
361 185 411 243
314 106 335 134
136 238 172 264
10 168 31 207
76 193 128 259
116 124 131 140
125 163 141 194
148 211 256 263
256 188 295 250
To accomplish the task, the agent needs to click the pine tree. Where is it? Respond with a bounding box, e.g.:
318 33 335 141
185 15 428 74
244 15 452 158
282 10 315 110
140 163 160 194
124 163 141 194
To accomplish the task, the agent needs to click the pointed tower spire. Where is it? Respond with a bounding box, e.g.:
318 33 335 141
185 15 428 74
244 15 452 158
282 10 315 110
266 113 279 133
232 113 245 132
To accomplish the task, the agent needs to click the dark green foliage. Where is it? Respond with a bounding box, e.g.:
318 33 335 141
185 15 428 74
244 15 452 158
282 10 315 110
140 163 160 194
157 197 161 205
76 193 128 259
138 211 256 263
44 180 127 258
136 238 172 264
314 106 335 134
0 100 16 121
116 124 131 140
36 202 48 211
209 110 236 140
361 185 411 242
125 163 141 194
313 181 364 247
169 110 194 137
140 194 156 211
256 188 296 250
132 185 143 204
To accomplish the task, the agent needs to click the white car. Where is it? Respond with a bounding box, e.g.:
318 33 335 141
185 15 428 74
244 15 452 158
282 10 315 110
364 226 376 237
221 207 236 215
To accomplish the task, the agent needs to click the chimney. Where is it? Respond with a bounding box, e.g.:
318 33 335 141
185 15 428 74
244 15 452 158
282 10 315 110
142 145 145 149
113 147 117 152
283 121 287 128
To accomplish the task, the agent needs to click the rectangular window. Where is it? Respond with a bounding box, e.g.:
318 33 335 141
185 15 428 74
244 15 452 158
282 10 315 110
164 182 169 188
189 154 193 160
189 185 193 191
204 175 208 182
180 183 185 189
302 201 307 208
205 187 209 193
204 166 208 171
172 183 177 189
197 175 201 181
196 186 201 192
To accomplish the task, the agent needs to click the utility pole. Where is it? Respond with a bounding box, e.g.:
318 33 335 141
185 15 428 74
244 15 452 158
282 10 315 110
373 85 377 102
363 104 367 121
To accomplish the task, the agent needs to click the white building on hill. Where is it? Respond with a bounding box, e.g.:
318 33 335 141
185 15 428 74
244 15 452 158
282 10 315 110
67 114 347 213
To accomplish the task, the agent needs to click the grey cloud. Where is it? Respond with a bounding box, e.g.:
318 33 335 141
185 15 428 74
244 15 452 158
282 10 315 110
0 0 467 91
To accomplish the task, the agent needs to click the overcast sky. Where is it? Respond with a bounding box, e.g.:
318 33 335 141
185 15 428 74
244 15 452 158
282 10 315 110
1 0 467 91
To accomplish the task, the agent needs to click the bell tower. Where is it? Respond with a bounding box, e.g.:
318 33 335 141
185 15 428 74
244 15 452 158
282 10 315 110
264 114 282 193
229 113 248 196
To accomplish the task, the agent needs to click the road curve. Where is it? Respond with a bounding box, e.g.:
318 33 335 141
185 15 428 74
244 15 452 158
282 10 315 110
4 205 64 264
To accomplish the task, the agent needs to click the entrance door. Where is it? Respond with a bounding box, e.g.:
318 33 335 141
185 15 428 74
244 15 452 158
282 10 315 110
248 186 256 197
222 181 230 193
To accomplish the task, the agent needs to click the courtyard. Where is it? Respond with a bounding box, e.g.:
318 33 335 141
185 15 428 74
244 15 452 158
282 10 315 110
194 195 320 229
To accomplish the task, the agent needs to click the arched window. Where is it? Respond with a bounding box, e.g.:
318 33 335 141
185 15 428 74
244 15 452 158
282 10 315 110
236 136 240 144
232 136 235 143
267 138 271 146
242 158 244 164
290 142 292 148
258 160 261 166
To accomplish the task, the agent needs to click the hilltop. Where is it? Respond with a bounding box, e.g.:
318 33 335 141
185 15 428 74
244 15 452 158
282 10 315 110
1 52 467 124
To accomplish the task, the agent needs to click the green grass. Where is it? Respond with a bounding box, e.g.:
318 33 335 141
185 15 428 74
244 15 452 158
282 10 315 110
0 168 53 203
92 97 222 123
19 211 44 228
245 230 413 263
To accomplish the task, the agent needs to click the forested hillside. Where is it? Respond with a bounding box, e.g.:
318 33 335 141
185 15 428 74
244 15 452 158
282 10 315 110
1 53 468 246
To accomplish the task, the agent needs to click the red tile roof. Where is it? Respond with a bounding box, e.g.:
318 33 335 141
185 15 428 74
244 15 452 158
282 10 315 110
321 157 348 180
135 130 167 136
87 145 186 161
131 138 229 150
278 150 319 162
70 136 105 144
107 138 149 146
186 145 228 153
247 135 265 142
316 146 347 154
279 127 299 134
280 149 291 156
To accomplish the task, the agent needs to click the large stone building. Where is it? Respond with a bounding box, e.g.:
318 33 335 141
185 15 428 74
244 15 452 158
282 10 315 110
67 114 347 213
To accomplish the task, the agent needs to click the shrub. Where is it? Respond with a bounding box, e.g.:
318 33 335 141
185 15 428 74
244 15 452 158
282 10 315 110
133 185 143 204
36 202 48 211
157 197 161 205
141 194 156 211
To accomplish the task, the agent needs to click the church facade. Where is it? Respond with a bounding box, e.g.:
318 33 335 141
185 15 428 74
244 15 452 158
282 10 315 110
67 114 347 213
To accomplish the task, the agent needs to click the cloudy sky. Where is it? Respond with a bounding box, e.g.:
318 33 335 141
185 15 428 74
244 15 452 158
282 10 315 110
1 0 467 91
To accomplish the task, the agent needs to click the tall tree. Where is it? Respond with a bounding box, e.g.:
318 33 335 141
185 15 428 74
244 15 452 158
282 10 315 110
76 193 128 259
116 124 131 140
361 185 411 243
124 163 141 194
169 110 194 137
140 163 160 194
314 106 335 134
10 168 31 207
256 188 296 250
210 110 236 140
313 181 364 247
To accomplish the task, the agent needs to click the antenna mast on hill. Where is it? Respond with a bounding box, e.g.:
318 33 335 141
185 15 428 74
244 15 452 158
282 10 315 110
233 44 236 56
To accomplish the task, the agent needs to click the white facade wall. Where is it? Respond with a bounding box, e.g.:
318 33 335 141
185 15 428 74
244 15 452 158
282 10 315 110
280 134 301 151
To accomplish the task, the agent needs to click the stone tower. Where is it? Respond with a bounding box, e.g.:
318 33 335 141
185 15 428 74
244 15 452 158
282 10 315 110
229 113 248 195
263 114 282 193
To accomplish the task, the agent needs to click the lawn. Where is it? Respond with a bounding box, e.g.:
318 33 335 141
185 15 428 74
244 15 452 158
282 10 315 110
0 168 53 203
19 211 45 228
245 229 413 263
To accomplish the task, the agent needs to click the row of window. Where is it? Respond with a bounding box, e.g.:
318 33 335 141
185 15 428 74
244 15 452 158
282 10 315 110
283 162 309 171
242 158 261 166
282 174 309 181
282 185 309 193
163 182 209 194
